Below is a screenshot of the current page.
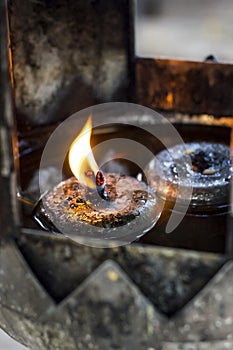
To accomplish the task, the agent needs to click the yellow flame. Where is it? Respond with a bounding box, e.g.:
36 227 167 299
68 115 99 189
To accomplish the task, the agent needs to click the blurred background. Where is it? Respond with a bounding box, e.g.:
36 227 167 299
0 0 232 348
136 0 233 62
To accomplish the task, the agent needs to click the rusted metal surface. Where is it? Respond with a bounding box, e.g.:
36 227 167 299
135 58 233 117
8 0 134 129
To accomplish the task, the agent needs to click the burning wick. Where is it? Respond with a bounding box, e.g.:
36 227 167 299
68 115 99 190
84 169 109 200
67 115 113 205
95 170 109 200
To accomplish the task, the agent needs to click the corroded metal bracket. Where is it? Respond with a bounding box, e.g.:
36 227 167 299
136 58 233 117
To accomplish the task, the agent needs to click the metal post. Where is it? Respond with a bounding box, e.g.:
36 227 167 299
0 0 19 239
226 126 233 254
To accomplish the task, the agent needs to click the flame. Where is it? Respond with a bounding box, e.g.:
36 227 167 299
68 115 99 189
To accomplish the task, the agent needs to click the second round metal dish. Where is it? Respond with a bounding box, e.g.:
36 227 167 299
146 142 231 210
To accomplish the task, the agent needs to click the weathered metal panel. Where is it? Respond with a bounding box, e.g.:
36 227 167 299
8 0 134 128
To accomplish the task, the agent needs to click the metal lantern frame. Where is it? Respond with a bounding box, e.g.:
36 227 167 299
0 1 233 349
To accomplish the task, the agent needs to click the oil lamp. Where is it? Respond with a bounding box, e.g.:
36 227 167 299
141 142 232 253
146 142 231 208
34 116 162 247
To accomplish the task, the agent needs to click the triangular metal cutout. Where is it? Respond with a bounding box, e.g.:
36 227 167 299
163 261 233 342
17 233 223 316
43 260 164 349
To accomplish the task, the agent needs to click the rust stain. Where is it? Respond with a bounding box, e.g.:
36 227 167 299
166 92 173 107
